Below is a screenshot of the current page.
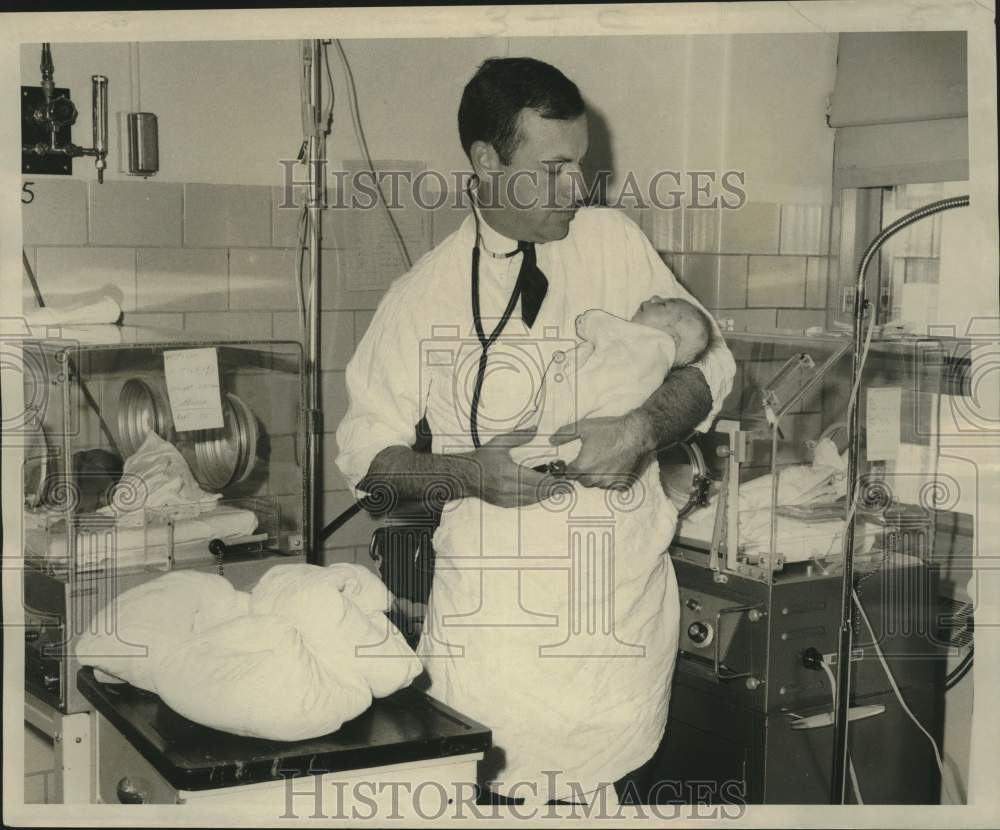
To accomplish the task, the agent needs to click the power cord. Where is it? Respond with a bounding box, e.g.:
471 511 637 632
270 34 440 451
332 38 413 271
293 40 337 337
818 659 864 805
944 646 973 690
803 635 955 805
802 591 972 804
800 648 864 803
295 202 309 334
851 588 960 803
850 589 950 780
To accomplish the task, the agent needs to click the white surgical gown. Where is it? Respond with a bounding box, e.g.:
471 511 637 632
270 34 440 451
336 206 735 801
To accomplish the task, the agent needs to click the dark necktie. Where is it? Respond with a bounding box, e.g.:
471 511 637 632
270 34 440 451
515 241 548 328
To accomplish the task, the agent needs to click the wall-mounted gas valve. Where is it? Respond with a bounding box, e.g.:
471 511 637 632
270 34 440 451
21 43 109 182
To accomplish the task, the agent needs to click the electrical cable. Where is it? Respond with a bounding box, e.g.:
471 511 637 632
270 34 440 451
332 38 413 271
299 41 313 140
944 647 974 690
847 756 864 806
944 657 973 691
840 196 970 557
293 38 334 339
851 586 957 802
836 309 879 562
819 660 864 805
23 250 45 308
291 39 314 330
321 40 335 137
295 203 309 333
320 499 365 542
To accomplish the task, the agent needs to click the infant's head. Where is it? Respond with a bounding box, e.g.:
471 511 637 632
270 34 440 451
631 296 711 365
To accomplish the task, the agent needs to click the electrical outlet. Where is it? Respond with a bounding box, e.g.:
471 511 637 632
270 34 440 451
841 286 854 313
822 646 864 666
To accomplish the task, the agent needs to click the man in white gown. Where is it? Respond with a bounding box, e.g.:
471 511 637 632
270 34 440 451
336 57 735 805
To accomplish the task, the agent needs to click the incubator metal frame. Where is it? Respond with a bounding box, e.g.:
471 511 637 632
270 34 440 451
16 327 309 713
665 330 965 588
657 328 966 802
17 329 309 563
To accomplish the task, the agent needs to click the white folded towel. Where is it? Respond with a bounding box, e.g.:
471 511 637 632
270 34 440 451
25 296 122 327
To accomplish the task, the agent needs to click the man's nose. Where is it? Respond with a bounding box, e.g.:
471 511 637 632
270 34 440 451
557 167 583 206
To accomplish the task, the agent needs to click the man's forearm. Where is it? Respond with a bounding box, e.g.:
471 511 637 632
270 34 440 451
357 445 476 506
635 365 713 451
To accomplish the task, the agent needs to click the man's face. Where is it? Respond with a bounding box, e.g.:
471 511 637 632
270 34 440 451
491 109 589 243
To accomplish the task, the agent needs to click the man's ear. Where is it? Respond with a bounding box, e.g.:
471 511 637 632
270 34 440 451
470 140 502 179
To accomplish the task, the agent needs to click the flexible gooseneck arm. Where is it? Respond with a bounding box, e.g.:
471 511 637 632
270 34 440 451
830 193 970 804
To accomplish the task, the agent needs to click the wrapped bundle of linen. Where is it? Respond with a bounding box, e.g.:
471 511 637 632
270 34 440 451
75 563 422 741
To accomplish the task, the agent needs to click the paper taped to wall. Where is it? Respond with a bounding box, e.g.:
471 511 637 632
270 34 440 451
164 348 224 432
866 386 902 460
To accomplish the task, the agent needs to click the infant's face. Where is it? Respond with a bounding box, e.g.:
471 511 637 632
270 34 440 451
631 296 678 332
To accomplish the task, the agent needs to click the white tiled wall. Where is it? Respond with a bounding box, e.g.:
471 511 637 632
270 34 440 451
184 184 272 248
34 246 137 310
642 200 837 332
89 182 184 247
136 248 228 311
720 202 781 254
747 255 809 308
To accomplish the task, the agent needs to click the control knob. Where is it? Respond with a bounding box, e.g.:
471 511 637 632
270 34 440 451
687 620 713 647
116 776 152 804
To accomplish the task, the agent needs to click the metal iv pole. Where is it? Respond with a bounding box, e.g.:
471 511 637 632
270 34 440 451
830 193 969 804
304 39 324 562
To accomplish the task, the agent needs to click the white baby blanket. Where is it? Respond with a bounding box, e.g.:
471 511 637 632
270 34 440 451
509 308 677 467
101 431 221 526
76 563 422 741
677 438 879 563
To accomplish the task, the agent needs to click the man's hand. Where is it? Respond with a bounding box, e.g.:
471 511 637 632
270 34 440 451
459 428 558 508
550 366 714 490
550 410 656 489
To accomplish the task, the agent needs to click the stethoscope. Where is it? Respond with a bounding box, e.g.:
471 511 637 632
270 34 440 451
467 187 528 450
319 183 564 542
466 185 566 476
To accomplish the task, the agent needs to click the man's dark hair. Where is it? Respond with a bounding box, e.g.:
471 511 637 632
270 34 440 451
458 57 585 165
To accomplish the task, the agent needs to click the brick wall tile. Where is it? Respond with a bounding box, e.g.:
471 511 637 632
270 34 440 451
89 181 183 247
185 184 271 248
35 246 136 310
137 248 228 311
719 202 780 255
747 255 807 307
22 180 88 246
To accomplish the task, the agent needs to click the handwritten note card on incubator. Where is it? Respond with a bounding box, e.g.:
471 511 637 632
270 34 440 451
866 386 902 461
163 348 224 432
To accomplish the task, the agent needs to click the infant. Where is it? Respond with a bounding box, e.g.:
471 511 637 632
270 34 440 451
630 295 711 367
433 296 712 627
509 295 712 470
